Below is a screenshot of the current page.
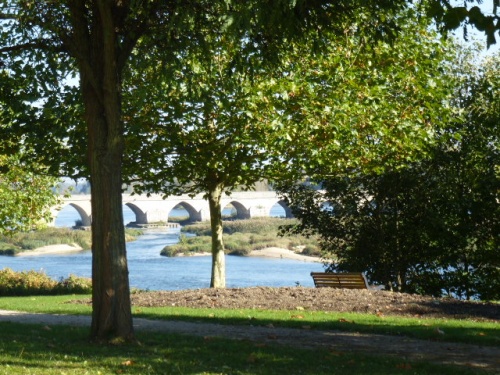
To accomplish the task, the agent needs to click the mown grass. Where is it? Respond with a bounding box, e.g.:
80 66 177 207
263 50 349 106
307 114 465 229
162 218 320 257
0 295 498 348
0 321 485 375
0 227 143 255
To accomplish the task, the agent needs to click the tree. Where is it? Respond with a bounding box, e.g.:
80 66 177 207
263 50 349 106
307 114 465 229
0 0 167 341
123 30 285 288
280 47 499 300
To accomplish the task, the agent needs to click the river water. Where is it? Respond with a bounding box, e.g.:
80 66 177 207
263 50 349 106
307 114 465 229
1 204 323 290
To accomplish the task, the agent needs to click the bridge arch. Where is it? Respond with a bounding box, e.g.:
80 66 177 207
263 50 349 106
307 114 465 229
271 200 294 218
170 201 204 222
69 203 92 226
52 202 92 227
224 201 250 219
124 202 147 225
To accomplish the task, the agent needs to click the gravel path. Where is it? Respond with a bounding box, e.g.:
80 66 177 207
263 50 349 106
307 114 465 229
1 309 499 372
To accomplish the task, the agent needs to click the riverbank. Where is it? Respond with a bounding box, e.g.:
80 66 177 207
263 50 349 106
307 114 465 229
16 244 84 257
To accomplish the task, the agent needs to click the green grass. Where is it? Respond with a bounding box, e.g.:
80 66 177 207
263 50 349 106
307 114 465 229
0 295 498 348
0 321 485 375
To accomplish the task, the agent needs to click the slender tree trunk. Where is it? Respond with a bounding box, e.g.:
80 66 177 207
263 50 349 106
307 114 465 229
75 2 134 341
208 184 226 288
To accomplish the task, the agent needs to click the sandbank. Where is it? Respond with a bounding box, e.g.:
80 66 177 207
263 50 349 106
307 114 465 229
248 247 320 262
16 244 84 257
175 252 211 257
16 244 319 262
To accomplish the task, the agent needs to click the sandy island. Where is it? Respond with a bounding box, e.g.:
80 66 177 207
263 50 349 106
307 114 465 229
18 244 320 262
176 247 320 262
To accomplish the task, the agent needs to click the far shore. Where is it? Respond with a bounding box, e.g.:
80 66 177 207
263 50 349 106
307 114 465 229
18 244 320 262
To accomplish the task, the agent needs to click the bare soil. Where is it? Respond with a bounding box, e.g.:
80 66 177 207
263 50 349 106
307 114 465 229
130 287 500 321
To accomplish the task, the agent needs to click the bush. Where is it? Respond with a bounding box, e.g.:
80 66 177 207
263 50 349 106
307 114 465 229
0 268 91 296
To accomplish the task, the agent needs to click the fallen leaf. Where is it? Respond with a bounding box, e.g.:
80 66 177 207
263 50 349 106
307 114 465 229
339 318 355 324
121 360 134 366
291 315 304 319
396 363 412 369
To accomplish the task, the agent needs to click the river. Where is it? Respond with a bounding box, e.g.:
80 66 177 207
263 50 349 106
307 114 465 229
1 204 324 290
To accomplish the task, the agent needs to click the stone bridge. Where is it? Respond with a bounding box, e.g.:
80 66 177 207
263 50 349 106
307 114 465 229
51 191 292 227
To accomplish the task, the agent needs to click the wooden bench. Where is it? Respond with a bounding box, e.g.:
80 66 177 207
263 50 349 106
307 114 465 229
310 272 369 289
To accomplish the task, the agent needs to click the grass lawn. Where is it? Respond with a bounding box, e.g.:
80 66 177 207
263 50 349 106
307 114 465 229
0 295 498 374
0 295 498 347
0 321 490 375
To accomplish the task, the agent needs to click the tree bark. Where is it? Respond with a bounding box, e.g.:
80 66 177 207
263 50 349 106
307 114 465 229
72 1 134 341
208 183 226 288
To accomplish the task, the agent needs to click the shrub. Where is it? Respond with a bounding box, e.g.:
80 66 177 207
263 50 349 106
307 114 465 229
0 268 91 296
55 274 92 294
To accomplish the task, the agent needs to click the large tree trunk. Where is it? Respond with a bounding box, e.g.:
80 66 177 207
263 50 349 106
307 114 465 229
75 1 134 341
84 89 134 341
208 184 226 288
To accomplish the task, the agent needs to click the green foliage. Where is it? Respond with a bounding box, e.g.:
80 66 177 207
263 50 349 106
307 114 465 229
269 9 455 182
279 48 500 300
0 268 91 296
0 153 61 236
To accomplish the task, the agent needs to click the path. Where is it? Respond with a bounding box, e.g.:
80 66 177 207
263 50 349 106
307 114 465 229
0 309 498 372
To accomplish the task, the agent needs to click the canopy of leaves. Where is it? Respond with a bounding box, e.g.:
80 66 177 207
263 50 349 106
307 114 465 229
123 31 276 197
269 9 455 182
280 48 500 300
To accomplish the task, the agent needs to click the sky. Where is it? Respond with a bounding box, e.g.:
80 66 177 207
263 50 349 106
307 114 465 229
450 0 500 59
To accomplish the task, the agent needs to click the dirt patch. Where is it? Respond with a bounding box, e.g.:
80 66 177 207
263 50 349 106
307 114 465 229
130 287 500 321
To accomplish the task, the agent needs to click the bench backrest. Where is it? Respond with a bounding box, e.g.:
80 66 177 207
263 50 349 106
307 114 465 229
310 272 369 289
